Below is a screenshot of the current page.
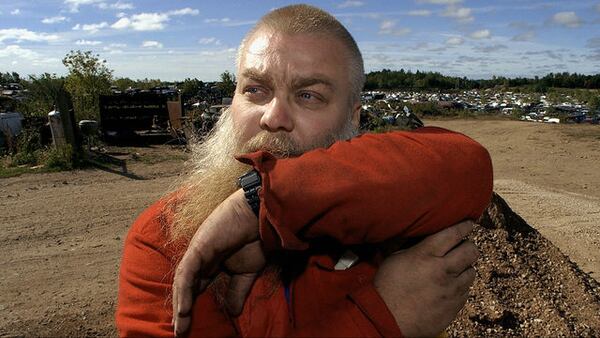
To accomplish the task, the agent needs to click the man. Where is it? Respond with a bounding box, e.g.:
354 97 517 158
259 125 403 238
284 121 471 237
116 4 492 337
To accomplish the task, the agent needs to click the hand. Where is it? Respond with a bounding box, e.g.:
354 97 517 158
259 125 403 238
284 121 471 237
374 220 479 337
172 189 265 336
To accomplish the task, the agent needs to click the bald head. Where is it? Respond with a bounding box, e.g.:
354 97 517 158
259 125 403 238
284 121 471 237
237 4 365 102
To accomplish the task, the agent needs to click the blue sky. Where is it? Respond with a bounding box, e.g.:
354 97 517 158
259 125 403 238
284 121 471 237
1 0 600 81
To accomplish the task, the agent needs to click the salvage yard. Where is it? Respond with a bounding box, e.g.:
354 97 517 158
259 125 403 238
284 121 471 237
1 119 599 336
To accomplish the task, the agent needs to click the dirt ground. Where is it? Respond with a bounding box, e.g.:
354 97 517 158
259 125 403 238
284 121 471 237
427 119 600 280
1 119 599 336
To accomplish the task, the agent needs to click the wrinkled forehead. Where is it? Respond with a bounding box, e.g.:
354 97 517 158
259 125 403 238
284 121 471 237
237 29 352 84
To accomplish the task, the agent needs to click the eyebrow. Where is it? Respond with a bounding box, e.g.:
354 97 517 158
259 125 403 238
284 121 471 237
241 69 274 86
241 68 335 92
291 76 335 92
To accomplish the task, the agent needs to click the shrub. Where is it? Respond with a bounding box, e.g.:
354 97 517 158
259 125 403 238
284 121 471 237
42 144 76 171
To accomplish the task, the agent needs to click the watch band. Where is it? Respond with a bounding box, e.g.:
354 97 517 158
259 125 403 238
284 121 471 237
238 169 262 217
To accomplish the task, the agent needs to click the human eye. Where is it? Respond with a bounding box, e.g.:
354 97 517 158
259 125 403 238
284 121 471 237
242 85 270 102
298 91 323 103
243 86 262 95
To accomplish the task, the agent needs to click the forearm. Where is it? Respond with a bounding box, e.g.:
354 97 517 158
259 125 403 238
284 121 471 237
237 127 493 251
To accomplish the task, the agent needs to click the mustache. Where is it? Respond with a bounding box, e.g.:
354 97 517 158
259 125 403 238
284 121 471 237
241 130 304 157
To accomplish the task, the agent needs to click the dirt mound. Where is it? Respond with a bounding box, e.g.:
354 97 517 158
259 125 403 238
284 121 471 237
449 193 600 336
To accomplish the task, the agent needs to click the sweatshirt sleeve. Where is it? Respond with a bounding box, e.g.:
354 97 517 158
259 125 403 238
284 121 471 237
236 127 493 251
115 200 237 337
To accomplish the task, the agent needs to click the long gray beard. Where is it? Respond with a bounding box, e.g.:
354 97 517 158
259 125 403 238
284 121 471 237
167 108 358 243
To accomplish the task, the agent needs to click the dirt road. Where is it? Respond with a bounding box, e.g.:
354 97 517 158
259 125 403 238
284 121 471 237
1 119 599 336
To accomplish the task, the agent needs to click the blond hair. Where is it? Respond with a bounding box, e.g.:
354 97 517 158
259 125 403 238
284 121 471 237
237 4 365 103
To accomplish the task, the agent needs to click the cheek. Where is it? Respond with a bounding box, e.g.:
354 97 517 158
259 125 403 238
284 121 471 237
294 113 344 143
231 104 262 143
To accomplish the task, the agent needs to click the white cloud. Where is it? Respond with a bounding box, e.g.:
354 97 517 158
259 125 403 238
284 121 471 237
408 10 432 16
378 20 411 36
111 12 168 31
442 6 473 23
42 16 68 24
0 45 38 59
0 45 58 64
469 29 491 39
199 48 236 56
168 8 199 16
337 1 364 8
116 12 127 18
550 11 583 28
512 31 535 42
111 18 130 29
103 47 123 54
204 17 231 24
76 39 102 45
446 36 464 45
64 0 102 13
0 28 59 43
97 1 134 10
110 8 199 31
73 22 109 33
142 40 163 48
198 37 221 45
103 43 126 54
11 9 21 15
417 0 462 4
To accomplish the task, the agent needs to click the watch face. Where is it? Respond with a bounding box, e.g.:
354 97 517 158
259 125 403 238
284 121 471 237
240 170 260 188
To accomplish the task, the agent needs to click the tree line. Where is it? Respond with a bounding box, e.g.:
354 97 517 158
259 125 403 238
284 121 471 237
364 69 600 91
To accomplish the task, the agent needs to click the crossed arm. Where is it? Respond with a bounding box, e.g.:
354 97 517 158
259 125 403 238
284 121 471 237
171 127 493 336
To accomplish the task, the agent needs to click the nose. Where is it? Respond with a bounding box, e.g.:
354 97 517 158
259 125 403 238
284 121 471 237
259 97 294 133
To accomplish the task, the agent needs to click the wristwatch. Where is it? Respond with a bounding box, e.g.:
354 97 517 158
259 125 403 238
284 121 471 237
238 169 262 217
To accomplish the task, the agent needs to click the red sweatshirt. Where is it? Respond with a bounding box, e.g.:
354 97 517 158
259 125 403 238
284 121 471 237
116 127 493 337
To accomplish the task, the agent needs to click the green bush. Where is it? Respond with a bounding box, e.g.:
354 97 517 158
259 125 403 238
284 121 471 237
11 150 42 166
43 145 77 171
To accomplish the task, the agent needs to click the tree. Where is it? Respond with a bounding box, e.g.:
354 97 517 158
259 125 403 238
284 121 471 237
179 78 204 98
217 71 236 97
113 77 138 91
0 72 21 86
588 95 600 111
20 73 66 117
62 50 113 120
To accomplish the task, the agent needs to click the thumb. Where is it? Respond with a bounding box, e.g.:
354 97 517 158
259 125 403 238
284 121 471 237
225 272 258 316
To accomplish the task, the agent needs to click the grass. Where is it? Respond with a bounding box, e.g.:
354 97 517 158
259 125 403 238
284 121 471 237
0 165 39 178
0 144 81 178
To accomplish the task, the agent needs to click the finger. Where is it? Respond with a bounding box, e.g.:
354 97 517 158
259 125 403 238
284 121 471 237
172 282 193 336
225 272 259 316
454 266 476 299
443 240 479 275
172 250 209 336
419 220 474 257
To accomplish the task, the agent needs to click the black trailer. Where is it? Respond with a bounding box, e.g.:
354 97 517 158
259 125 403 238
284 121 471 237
99 91 178 141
